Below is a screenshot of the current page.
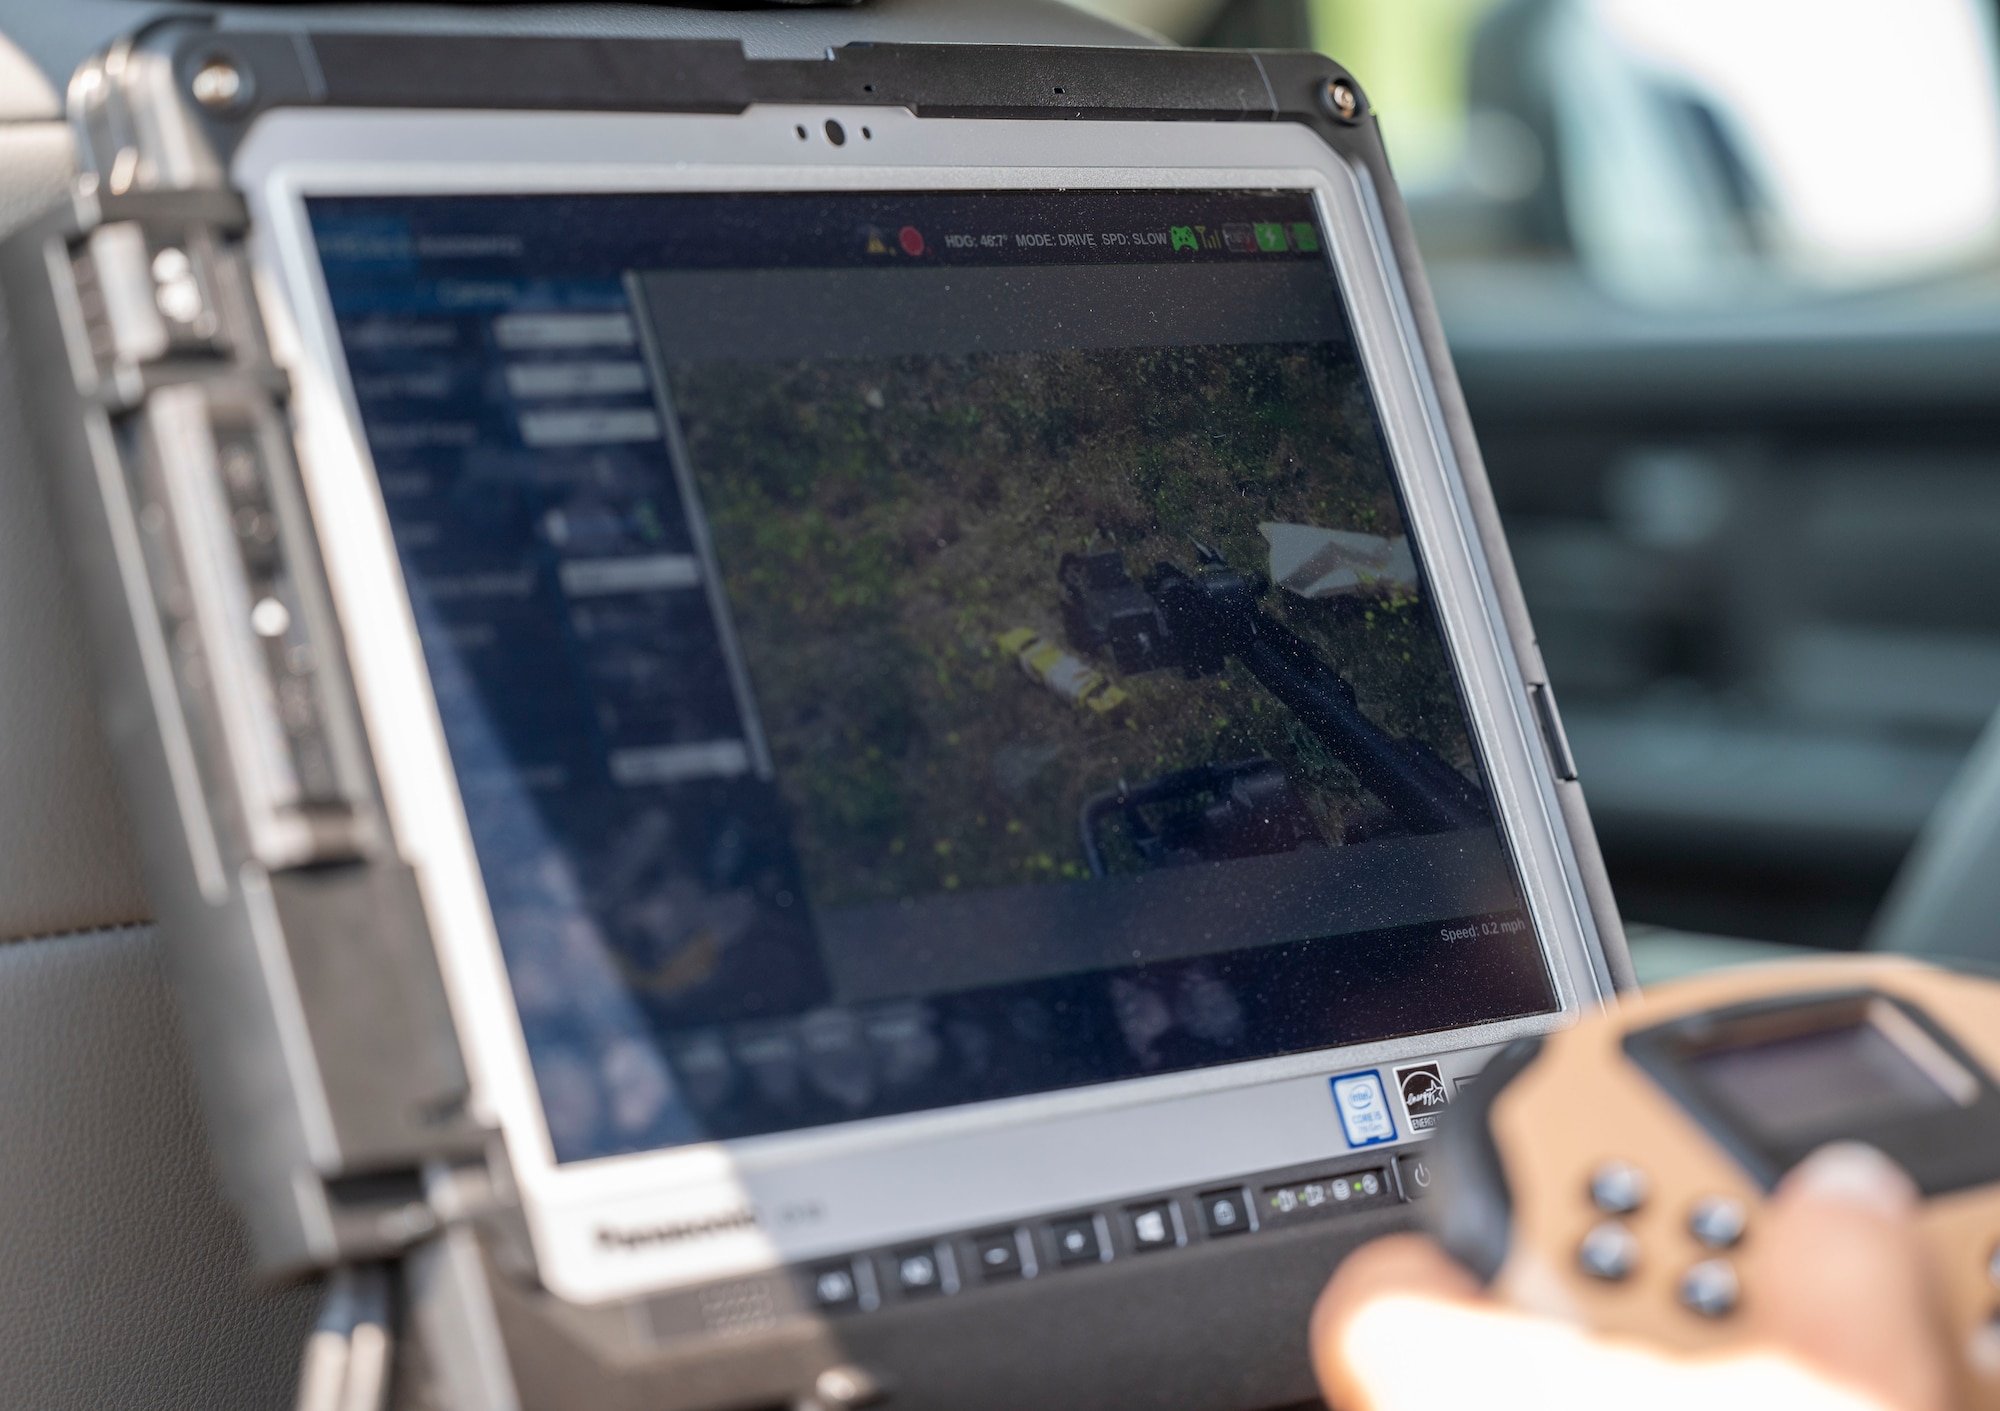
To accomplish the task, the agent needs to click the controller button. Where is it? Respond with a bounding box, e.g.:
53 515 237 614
1577 1221 1640 1281
1680 1258 1740 1318
1589 1160 1649 1215
1688 1196 1747 1249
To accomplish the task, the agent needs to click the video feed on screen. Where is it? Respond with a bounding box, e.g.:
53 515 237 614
310 189 1554 1161
669 344 1484 906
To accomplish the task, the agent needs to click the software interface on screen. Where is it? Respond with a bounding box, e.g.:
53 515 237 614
308 189 1556 1163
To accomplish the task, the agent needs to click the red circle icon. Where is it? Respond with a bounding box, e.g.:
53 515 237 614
898 225 925 256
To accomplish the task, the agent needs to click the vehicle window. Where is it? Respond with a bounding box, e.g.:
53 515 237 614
1084 0 2000 949
1409 0 2000 948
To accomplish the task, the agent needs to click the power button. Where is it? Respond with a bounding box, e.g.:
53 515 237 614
1394 1152 1434 1200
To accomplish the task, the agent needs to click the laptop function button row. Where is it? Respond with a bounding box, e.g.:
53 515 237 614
788 1157 1429 1313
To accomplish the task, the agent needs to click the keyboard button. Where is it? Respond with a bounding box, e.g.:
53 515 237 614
971 1229 1023 1281
1199 1188 1252 1237
893 1245 942 1296
1050 1217 1103 1266
810 1260 861 1309
1128 1201 1176 1251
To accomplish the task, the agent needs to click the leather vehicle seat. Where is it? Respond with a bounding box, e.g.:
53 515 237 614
0 2 1153 1405
0 32 319 1407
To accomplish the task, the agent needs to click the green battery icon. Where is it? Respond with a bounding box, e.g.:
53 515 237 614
1253 222 1289 252
1290 222 1321 252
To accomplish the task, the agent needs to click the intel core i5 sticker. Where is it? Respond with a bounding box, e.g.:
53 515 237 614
1396 1062 1450 1132
1330 1070 1397 1147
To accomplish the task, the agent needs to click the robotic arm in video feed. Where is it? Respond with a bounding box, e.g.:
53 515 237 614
1060 547 1490 841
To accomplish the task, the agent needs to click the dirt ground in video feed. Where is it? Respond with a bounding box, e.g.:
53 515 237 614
667 342 1478 909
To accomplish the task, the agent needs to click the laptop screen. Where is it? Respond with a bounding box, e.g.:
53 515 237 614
308 186 1553 1163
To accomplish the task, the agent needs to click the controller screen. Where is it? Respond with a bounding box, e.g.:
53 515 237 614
1687 999 1970 1147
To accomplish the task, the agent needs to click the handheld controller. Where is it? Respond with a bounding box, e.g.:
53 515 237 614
1434 955 2000 1407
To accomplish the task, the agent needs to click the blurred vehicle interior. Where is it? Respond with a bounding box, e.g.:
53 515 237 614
1096 0 2000 973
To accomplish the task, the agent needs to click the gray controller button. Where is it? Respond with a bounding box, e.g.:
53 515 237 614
1679 1258 1740 1318
1577 1220 1640 1281
1588 1160 1649 1215
1687 1195 1747 1249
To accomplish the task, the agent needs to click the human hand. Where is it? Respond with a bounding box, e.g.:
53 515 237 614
1310 1143 1953 1411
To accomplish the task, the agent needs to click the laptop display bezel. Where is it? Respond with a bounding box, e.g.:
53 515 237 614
235 103 1613 1304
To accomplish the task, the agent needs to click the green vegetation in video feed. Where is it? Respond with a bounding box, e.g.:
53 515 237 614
668 342 1480 910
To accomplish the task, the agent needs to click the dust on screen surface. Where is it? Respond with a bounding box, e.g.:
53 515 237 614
667 341 1479 911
